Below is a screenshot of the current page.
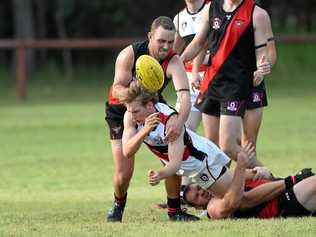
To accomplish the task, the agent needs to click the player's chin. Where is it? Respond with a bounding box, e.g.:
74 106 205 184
158 51 168 59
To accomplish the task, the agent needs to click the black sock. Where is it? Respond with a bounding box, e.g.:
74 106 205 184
114 193 127 207
167 197 181 213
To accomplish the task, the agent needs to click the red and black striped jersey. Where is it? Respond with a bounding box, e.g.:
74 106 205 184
201 0 257 101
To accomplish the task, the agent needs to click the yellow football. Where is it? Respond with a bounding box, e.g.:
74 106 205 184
135 55 164 91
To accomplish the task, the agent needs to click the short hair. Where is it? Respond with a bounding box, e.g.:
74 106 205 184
119 81 159 106
182 183 197 207
150 16 175 32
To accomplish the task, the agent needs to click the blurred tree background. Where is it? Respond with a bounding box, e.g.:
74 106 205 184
0 0 315 83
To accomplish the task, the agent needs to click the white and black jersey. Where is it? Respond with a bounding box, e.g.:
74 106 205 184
137 102 230 188
173 0 211 46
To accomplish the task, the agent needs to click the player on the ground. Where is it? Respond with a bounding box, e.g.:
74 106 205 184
183 167 315 219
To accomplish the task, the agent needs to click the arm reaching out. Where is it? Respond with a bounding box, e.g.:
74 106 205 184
207 143 256 219
148 126 185 185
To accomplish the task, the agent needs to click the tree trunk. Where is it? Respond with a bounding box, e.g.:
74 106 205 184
35 0 48 66
55 0 73 81
12 0 35 76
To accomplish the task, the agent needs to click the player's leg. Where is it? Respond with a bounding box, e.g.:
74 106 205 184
242 107 263 148
202 113 220 145
293 176 316 212
185 110 202 132
105 103 134 222
111 139 135 198
219 114 242 161
165 175 200 221
242 86 268 166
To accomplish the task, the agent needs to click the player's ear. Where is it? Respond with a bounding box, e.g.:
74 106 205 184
147 31 152 41
145 101 153 110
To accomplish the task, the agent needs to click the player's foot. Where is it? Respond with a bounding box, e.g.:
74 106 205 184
106 202 125 222
168 209 200 222
156 198 188 209
295 168 314 181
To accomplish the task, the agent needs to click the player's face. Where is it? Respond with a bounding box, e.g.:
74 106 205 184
149 26 175 61
186 184 212 209
126 101 151 123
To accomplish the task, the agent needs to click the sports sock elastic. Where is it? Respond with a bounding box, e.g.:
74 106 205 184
167 197 181 213
114 193 127 207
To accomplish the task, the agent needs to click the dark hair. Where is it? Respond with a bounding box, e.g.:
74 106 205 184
150 16 175 32
182 183 197 207
118 80 159 105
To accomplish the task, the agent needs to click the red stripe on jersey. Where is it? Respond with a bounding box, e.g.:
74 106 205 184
200 0 255 94
161 50 177 77
149 146 169 161
184 61 208 72
245 179 280 218
159 112 169 125
108 86 121 105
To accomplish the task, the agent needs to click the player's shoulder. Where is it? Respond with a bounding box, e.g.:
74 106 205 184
253 5 270 22
117 45 134 63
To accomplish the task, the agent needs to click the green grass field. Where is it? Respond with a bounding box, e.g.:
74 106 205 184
0 43 316 236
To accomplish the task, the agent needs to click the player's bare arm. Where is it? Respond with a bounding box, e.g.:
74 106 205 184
207 143 255 219
265 12 277 67
112 46 135 98
180 3 210 63
173 33 186 54
191 45 208 90
164 55 191 143
240 180 285 209
148 127 185 186
253 6 273 86
122 111 160 158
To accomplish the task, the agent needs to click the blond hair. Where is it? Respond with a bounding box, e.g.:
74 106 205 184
119 81 159 105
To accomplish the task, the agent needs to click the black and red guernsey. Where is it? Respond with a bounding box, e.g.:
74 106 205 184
201 0 257 101
108 40 177 105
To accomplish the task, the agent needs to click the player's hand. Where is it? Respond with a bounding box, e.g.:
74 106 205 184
191 72 201 91
237 142 256 168
144 112 160 134
252 166 273 180
257 55 271 76
253 70 264 87
254 55 271 87
148 169 161 186
164 115 182 143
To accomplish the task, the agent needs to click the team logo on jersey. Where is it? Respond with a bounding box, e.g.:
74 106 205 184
200 173 209 182
112 125 122 136
181 21 188 30
192 16 196 21
252 92 261 103
235 19 244 28
226 14 232 20
227 101 238 112
212 17 222 30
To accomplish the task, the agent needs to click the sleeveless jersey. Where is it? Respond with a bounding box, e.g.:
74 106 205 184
201 0 257 101
233 179 280 219
108 40 177 105
137 102 230 177
174 0 211 72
